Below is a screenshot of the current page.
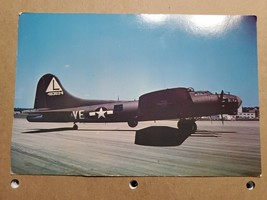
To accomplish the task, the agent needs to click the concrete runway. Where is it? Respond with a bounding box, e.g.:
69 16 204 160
11 118 261 176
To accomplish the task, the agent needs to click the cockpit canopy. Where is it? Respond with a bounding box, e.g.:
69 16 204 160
193 91 213 96
187 88 213 96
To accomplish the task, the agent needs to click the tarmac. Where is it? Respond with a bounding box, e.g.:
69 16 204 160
11 118 261 176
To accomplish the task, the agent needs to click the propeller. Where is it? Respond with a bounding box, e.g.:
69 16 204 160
221 114 224 125
219 90 224 102
218 90 225 125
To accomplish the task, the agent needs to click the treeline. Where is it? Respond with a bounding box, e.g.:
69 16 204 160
14 108 33 112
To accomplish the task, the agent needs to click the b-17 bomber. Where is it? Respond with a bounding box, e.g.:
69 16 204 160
27 74 242 133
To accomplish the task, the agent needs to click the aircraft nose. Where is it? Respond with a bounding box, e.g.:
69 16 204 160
237 96 242 108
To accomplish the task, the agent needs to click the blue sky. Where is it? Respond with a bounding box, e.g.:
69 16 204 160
15 14 258 108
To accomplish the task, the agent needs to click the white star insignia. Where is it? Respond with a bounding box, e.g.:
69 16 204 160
96 107 107 119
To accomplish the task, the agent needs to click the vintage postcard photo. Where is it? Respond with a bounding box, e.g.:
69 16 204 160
12 14 260 176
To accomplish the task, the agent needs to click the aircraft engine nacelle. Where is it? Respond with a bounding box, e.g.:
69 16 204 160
138 88 193 121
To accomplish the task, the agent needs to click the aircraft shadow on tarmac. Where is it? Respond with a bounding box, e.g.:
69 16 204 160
23 127 74 133
23 126 236 147
191 130 236 137
135 126 192 146
23 128 137 134
134 126 236 146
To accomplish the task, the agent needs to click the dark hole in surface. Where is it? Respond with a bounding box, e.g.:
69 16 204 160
246 181 255 190
129 180 138 189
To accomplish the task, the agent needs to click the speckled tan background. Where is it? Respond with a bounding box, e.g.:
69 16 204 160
1 0 267 199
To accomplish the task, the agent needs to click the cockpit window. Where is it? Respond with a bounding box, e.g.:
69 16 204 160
194 91 212 96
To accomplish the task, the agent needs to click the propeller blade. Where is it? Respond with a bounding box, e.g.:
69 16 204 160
221 114 224 125
220 90 224 100
218 90 225 125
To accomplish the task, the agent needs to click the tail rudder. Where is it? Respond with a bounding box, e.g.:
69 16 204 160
34 74 82 109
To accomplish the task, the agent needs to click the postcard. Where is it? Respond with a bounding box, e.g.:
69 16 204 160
12 14 260 176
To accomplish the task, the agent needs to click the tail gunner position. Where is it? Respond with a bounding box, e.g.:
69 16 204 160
27 74 242 133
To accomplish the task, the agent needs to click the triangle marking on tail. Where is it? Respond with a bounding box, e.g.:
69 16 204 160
46 77 64 96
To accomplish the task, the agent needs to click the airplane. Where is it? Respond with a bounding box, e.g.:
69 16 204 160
27 74 242 133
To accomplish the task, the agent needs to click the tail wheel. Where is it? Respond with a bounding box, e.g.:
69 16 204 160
73 123 78 130
128 120 138 128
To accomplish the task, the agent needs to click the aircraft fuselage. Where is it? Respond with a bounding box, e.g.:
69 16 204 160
26 74 242 130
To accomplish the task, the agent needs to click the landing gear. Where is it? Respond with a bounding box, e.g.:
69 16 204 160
177 119 197 134
73 123 78 130
128 120 138 128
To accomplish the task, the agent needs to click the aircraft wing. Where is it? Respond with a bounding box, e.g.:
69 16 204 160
138 88 193 120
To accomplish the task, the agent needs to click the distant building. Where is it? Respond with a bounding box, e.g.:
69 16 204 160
206 106 259 121
236 107 259 120
210 114 235 121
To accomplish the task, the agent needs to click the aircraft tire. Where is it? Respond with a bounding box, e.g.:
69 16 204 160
128 120 138 128
178 120 197 133
177 120 187 130
177 120 182 129
191 122 197 134
73 124 78 130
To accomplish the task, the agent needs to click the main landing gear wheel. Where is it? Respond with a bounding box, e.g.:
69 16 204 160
191 123 197 133
73 123 78 130
128 120 138 128
177 120 197 134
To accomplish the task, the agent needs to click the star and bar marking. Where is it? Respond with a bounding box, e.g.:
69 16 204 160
89 107 114 119
72 107 114 120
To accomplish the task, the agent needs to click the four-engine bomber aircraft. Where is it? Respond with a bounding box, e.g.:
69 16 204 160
27 74 242 133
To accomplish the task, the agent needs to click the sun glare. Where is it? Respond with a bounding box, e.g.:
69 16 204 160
187 15 242 36
189 15 227 29
139 14 170 25
138 14 242 36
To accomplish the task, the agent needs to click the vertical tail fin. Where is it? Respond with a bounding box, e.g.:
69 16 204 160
34 74 85 109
